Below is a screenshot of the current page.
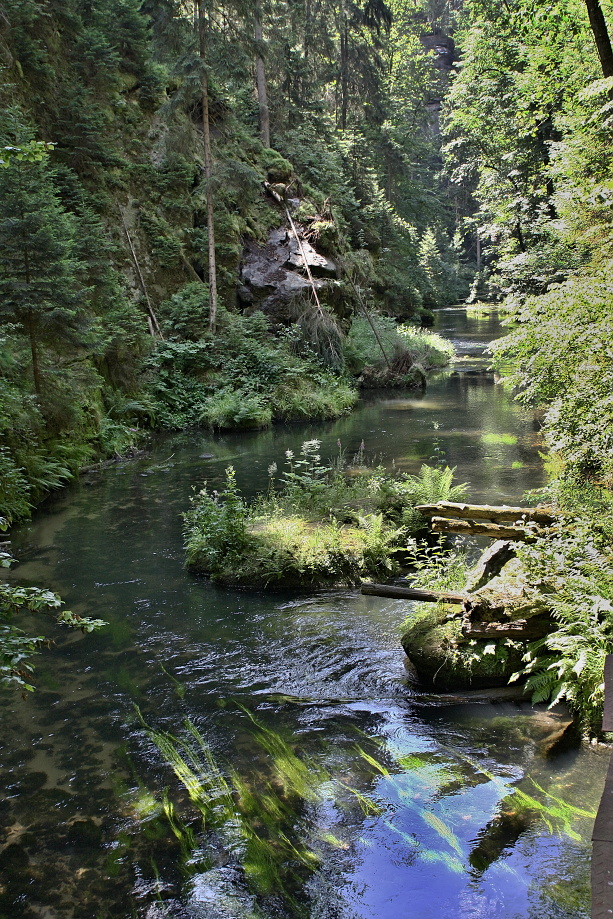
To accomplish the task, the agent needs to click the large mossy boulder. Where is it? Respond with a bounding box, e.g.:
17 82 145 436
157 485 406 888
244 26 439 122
469 557 549 622
401 604 527 691
401 552 549 691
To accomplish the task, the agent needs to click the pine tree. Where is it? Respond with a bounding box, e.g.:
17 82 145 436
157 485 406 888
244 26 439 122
0 151 88 395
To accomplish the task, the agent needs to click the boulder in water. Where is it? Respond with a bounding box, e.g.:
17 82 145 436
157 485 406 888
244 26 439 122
401 552 550 691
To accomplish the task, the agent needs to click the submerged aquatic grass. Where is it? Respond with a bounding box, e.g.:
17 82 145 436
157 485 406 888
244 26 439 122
140 708 336 907
451 748 596 841
137 704 596 916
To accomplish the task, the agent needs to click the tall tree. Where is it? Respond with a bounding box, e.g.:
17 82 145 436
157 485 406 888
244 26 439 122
0 147 87 395
337 0 392 129
196 0 218 333
584 0 613 77
255 1 271 147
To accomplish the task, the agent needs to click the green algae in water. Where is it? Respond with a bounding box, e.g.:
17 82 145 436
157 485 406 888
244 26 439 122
160 662 186 699
482 432 519 445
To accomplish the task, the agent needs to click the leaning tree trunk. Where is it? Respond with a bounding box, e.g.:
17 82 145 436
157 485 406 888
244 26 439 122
197 0 218 334
584 0 613 78
255 3 270 148
27 310 41 395
340 17 349 129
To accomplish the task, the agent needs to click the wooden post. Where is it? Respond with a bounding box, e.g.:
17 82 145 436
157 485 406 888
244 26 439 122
592 654 613 918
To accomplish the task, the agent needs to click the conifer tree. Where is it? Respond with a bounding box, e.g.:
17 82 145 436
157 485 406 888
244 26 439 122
0 149 87 396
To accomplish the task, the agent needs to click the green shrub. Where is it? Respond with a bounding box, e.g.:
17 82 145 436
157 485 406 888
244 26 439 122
396 325 455 369
185 441 467 588
202 388 272 430
344 314 454 380
505 486 613 733
378 464 469 533
491 269 613 482
0 448 31 523
184 467 248 575
147 303 358 430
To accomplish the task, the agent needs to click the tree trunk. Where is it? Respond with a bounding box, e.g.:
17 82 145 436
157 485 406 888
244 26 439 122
255 4 270 148
340 17 349 129
430 517 537 541
415 501 556 524
27 310 41 395
584 0 613 78
361 583 468 603
197 0 218 334
304 0 312 61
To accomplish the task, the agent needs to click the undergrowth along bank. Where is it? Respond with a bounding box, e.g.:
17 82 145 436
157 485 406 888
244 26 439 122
1 303 454 525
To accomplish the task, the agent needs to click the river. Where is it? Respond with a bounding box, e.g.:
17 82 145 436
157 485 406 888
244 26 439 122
0 308 608 919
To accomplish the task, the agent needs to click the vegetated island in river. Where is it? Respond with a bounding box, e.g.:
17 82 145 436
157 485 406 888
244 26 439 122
185 452 613 738
184 439 469 589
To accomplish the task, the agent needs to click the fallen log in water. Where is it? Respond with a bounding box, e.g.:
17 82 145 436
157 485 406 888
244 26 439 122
461 616 552 641
361 582 468 604
429 517 539 540
416 501 556 525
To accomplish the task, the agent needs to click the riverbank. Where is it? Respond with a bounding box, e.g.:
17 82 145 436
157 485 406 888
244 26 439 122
6 308 598 919
0 311 453 527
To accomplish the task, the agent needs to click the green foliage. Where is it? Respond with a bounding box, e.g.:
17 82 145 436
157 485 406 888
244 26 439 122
185 441 467 587
380 464 469 532
507 488 613 732
491 269 613 480
0 145 90 394
0 448 32 524
0 519 107 693
442 0 597 298
0 139 54 168
184 467 248 575
344 314 454 383
148 302 358 430
203 388 272 430
406 538 471 595
0 0 473 517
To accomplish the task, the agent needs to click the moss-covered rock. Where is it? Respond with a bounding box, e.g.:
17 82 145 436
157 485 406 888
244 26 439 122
400 554 544 691
401 603 526 690
470 557 550 622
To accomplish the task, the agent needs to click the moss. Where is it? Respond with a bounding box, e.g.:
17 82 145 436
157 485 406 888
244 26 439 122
260 149 294 184
208 515 366 588
401 604 526 691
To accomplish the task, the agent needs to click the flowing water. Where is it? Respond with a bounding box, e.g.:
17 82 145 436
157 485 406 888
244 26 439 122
0 308 608 919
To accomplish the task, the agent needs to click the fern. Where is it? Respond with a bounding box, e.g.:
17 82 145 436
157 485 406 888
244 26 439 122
511 518 613 731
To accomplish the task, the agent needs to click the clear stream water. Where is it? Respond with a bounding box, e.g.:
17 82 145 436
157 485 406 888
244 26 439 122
0 309 608 919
